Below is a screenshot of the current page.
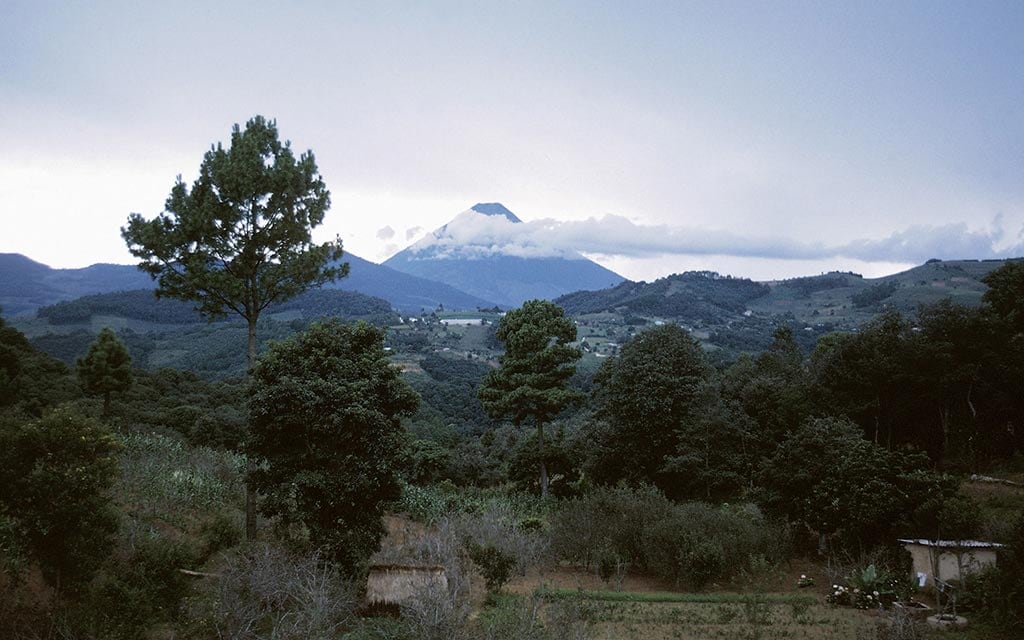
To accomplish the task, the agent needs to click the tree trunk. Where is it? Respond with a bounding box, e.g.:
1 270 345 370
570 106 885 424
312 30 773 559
245 317 258 542
537 421 549 499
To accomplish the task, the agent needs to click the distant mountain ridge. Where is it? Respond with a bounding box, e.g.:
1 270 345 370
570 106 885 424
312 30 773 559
0 251 496 316
556 271 770 324
556 259 1013 329
384 203 626 307
0 253 154 316
34 287 396 325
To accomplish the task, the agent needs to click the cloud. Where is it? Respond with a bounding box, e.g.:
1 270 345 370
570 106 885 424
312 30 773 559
375 225 395 240
407 209 1024 265
405 226 423 240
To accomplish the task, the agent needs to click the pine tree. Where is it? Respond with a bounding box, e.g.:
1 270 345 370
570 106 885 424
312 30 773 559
478 300 581 498
122 115 347 539
77 327 132 417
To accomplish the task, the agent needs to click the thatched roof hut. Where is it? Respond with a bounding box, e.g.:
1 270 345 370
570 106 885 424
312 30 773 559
365 563 448 612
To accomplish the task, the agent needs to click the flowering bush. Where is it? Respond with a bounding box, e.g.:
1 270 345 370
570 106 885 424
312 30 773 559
827 584 851 606
827 563 906 610
797 574 815 588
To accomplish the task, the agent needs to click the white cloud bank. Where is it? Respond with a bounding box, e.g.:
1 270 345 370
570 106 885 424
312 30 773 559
407 209 1024 266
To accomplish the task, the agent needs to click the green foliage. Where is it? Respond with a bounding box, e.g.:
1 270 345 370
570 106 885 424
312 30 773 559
550 486 786 587
395 482 551 526
36 287 394 326
479 300 582 428
113 368 247 448
409 353 495 432
77 326 133 415
473 593 595 640
73 535 196 639
810 303 1024 466
780 274 851 297
851 280 900 308
757 416 955 549
507 424 582 497
957 513 1024 632
403 438 452 484
121 115 346 337
588 324 710 492
468 542 517 593
479 300 582 497
982 259 1024 334
0 407 120 592
248 320 419 570
556 271 769 320
118 431 245 521
639 503 783 589
199 511 243 557
537 586 815 605
0 316 78 415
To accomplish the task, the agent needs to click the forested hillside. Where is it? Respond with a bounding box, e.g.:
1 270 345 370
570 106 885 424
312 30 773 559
36 288 395 325
556 271 769 320
4 261 1024 639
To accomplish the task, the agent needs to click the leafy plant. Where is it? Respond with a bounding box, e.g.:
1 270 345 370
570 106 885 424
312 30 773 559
468 542 517 594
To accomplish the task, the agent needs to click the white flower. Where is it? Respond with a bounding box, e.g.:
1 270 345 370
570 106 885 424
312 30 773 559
800 574 807 579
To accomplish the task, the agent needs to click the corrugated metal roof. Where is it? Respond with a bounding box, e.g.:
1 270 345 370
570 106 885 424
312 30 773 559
898 539 1005 548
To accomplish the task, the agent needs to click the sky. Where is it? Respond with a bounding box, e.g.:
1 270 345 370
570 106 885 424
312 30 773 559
1 1 1022 282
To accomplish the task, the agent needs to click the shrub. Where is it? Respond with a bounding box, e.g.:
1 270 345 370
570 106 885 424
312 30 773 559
468 543 516 593
454 503 550 577
875 607 928 640
473 593 595 640
959 514 1024 632
67 533 197 640
550 484 674 569
199 511 242 558
551 487 788 588
0 407 121 594
183 543 356 640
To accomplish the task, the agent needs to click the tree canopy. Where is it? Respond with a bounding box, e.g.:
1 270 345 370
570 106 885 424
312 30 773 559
982 260 1024 334
122 115 348 539
122 115 346 342
588 324 710 492
0 407 120 593
77 327 133 416
247 320 419 570
478 299 582 497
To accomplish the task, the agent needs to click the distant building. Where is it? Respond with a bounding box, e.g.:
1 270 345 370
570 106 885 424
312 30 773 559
440 318 483 326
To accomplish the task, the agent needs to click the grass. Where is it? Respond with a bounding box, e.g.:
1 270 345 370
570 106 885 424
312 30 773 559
536 586 817 606
581 600 877 639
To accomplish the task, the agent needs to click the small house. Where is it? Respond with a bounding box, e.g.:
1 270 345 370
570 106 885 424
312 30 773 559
897 539 1003 588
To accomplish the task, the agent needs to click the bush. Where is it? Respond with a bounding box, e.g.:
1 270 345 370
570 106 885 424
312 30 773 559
551 486 787 587
550 485 674 569
199 512 242 558
474 593 595 640
183 543 356 639
959 514 1024 632
61 533 197 640
468 543 516 593
0 407 121 593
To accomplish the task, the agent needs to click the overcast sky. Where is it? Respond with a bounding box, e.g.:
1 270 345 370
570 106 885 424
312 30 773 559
1 1 1022 282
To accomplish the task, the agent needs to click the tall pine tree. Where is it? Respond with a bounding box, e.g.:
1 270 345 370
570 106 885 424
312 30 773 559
77 327 132 417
